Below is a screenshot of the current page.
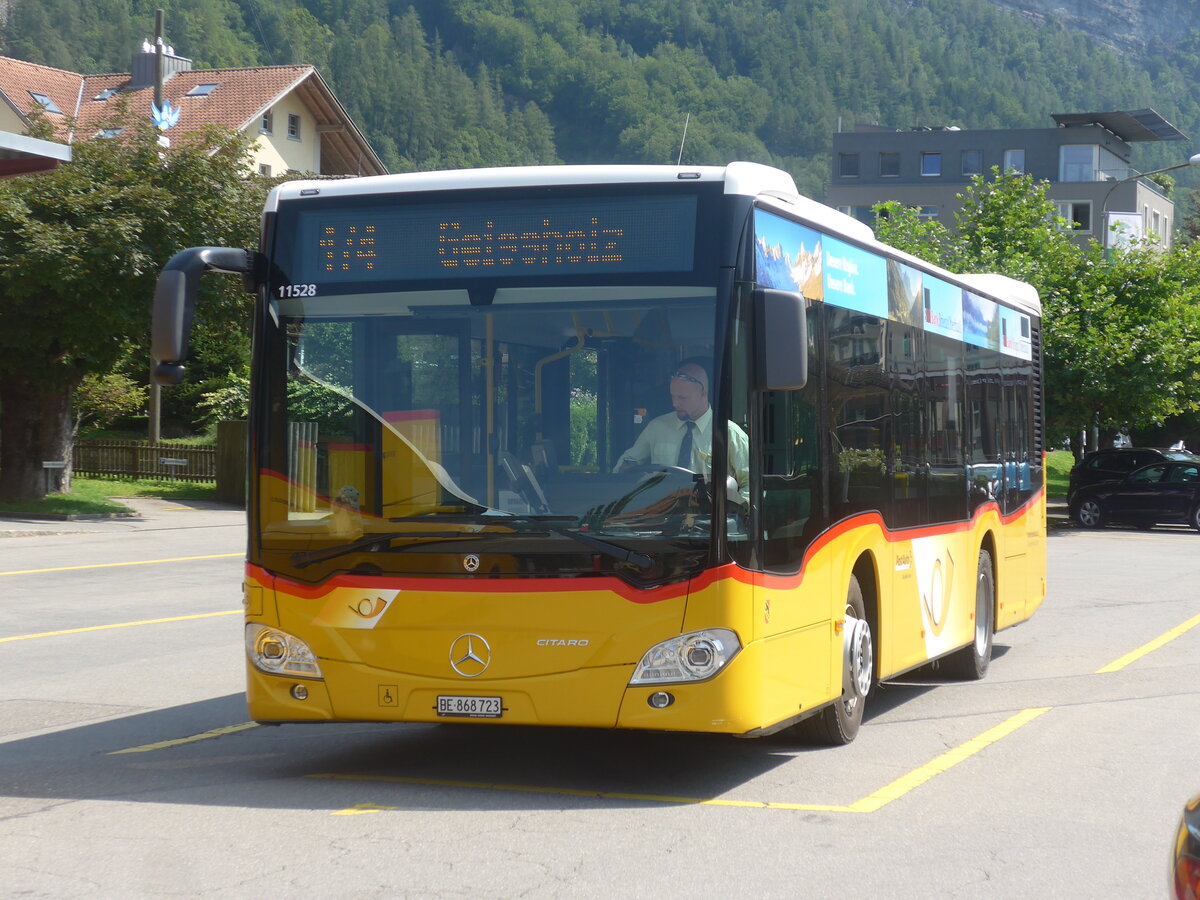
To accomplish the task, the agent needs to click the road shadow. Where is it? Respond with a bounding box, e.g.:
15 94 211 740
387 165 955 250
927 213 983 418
0 679 952 812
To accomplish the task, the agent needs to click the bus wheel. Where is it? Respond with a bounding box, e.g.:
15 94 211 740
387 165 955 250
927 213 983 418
945 549 994 680
804 574 871 745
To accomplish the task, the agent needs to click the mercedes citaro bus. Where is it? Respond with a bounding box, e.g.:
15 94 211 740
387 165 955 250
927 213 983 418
152 163 1045 744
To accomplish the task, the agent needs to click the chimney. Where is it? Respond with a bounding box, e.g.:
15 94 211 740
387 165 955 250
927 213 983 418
128 43 192 90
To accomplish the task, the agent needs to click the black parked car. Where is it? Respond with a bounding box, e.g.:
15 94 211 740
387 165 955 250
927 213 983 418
1067 448 1197 502
1070 460 1200 530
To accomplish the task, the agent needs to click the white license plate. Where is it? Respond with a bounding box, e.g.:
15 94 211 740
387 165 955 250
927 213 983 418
437 695 503 718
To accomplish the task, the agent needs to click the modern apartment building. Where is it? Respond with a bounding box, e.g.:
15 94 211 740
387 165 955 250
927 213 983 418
827 110 1189 249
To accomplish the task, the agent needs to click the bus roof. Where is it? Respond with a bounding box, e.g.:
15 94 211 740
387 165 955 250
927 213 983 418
267 162 805 207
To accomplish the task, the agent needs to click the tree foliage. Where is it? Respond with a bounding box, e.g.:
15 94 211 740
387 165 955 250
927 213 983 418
0 112 265 500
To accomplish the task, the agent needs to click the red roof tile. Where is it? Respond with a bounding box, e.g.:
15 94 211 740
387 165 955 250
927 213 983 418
0 55 385 176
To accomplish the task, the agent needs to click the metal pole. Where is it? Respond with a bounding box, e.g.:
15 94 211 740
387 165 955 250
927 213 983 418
148 9 165 444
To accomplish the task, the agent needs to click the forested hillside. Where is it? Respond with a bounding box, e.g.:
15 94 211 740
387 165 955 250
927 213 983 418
3 0 1199 197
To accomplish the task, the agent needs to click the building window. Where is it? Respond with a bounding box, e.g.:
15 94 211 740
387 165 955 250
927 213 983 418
98 128 123 139
879 152 900 177
961 149 983 176
1060 145 1098 182
838 152 859 177
1003 149 1025 174
261 110 273 134
259 163 272 177
921 152 942 176
288 114 301 141
1055 201 1092 232
918 206 939 219
185 83 220 97
92 88 117 101
837 205 875 225
29 91 62 114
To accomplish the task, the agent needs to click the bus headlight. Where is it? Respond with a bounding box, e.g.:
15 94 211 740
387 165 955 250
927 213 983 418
629 629 741 685
245 623 323 680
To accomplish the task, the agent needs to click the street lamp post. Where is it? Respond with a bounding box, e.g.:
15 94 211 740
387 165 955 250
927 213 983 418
1100 151 1200 249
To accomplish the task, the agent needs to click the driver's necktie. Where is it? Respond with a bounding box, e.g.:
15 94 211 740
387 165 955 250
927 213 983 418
677 421 696 468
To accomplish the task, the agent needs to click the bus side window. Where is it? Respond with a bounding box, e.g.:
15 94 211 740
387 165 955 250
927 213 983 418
760 304 822 574
828 308 889 519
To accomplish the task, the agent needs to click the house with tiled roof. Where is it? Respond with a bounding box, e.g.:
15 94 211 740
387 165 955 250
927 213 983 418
0 47 385 178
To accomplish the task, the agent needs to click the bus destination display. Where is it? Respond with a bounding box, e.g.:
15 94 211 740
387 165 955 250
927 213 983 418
291 194 698 284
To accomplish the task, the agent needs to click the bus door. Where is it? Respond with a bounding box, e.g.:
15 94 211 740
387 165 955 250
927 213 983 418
361 319 474 516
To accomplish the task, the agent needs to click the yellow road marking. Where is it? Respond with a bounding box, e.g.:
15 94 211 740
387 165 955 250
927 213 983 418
0 610 241 643
333 803 399 816
847 707 1052 813
1095 612 1200 674
307 707 1051 814
0 552 241 577
109 722 258 755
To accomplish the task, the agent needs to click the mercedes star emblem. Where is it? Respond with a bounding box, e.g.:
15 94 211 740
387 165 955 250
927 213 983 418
449 633 491 677
463 554 481 572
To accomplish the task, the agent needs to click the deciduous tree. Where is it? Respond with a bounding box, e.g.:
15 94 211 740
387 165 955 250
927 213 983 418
0 112 261 500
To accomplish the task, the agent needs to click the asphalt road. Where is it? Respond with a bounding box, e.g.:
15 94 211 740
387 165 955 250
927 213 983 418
1 500 1197 898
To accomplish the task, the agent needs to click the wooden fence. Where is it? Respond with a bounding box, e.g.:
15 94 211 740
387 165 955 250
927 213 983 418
73 440 217 482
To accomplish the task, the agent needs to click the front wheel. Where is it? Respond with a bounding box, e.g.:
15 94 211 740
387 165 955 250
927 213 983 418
1189 505 1200 533
1073 498 1104 528
803 574 872 745
944 549 994 680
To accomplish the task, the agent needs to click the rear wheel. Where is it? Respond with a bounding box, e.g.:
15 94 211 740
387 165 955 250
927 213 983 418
945 549 994 680
803 574 871 745
1074 498 1103 528
1190 505 1200 533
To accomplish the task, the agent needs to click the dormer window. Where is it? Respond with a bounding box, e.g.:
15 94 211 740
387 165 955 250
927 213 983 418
185 83 219 97
29 91 62 114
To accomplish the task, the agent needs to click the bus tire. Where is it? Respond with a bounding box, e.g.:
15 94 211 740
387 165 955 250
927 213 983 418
945 549 994 680
803 574 871 746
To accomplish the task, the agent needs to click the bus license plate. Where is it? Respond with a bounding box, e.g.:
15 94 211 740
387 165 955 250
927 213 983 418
437 695 502 718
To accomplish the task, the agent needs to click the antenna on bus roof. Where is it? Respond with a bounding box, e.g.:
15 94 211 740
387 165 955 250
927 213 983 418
677 113 690 166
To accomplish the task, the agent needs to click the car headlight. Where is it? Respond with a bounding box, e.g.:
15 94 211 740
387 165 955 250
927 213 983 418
245 623 323 680
630 628 741 685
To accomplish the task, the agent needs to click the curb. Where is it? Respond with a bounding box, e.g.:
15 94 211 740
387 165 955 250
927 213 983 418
0 511 139 522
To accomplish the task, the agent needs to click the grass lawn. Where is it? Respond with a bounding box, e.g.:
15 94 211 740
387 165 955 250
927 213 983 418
0 477 217 517
1045 449 1074 498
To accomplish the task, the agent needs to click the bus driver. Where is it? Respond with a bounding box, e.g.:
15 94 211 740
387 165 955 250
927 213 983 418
614 359 749 498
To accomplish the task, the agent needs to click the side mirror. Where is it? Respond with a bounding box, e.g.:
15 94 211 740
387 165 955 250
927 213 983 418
152 247 263 385
754 288 808 390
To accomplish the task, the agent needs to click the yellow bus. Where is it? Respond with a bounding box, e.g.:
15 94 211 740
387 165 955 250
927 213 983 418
152 163 1045 744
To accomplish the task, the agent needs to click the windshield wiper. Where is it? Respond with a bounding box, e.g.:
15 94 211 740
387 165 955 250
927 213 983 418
291 513 654 572
471 512 656 571
291 530 498 569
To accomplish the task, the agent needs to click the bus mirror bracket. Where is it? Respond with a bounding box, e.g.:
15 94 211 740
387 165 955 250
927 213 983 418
754 288 807 390
152 247 265 385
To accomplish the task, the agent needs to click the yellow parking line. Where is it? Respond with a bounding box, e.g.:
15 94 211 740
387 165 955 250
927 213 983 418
109 722 259 754
0 552 241 577
307 707 1051 814
848 707 1052 813
1096 612 1200 674
0 610 241 643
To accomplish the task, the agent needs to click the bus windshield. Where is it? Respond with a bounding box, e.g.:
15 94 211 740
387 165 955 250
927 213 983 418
260 283 741 582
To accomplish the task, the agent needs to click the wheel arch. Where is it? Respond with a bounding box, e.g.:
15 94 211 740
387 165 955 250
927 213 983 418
851 551 881 678
977 529 999 630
